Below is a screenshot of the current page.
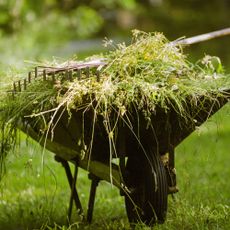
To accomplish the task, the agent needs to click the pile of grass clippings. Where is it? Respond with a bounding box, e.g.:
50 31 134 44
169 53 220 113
0 30 230 173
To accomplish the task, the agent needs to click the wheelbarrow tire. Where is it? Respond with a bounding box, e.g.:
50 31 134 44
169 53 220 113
124 148 168 226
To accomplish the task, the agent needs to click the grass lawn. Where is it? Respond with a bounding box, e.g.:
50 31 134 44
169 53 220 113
0 103 229 230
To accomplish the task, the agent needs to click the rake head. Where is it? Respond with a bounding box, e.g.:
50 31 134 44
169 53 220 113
12 59 107 94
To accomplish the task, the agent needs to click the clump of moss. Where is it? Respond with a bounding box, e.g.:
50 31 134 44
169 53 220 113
0 30 230 171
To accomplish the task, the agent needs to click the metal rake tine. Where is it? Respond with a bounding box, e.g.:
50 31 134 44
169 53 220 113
18 80 21 92
86 67 90 78
24 79 27 90
28 71 32 83
35 67 38 78
13 82 17 93
96 70 100 82
77 69 81 80
65 70 69 80
43 69 47 81
69 70 73 81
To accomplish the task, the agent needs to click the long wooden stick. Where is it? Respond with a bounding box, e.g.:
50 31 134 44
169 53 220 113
175 27 230 45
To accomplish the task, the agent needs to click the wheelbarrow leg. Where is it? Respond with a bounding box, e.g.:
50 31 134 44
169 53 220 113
54 156 84 221
67 162 81 220
87 173 100 223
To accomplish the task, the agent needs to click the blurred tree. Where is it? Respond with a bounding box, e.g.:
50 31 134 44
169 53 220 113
0 0 229 64
0 0 229 38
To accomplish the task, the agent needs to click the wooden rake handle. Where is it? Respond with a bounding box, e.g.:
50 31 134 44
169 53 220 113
174 27 230 45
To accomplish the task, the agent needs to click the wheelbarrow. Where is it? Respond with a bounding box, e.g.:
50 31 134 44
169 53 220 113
11 28 230 226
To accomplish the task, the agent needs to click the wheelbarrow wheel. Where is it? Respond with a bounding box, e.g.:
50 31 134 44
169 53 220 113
124 148 168 226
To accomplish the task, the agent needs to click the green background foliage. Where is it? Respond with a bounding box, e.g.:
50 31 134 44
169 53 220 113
0 0 229 68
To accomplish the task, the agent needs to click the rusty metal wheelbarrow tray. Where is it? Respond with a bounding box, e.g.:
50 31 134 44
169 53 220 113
18 89 230 188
